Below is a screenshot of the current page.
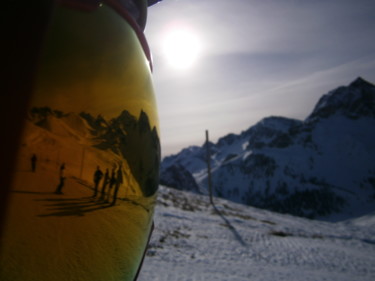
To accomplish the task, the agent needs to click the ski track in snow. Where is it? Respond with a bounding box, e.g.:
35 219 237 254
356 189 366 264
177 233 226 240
138 186 375 281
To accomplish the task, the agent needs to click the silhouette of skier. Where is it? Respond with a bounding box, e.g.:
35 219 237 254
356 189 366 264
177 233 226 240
107 168 116 202
31 154 37 172
55 163 66 194
111 164 123 206
92 166 103 197
99 168 110 200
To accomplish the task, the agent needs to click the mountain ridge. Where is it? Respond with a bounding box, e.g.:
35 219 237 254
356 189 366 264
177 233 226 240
160 77 375 220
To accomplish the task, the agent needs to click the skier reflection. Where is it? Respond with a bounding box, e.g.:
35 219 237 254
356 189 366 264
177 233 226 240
99 168 110 200
107 167 116 202
92 166 103 197
111 164 123 206
55 163 66 194
31 154 37 172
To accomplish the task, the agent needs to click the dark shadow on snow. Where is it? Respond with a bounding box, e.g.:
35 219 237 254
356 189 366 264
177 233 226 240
36 197 112 217
36 196 151 217
212 204 247 247
12 190 55 195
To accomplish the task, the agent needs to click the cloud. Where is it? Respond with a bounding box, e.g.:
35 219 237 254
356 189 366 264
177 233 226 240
146 0 375 156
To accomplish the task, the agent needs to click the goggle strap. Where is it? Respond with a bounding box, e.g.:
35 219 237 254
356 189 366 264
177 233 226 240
106 0 153 71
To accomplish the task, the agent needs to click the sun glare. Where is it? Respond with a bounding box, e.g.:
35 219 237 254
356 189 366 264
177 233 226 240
162 25 202 70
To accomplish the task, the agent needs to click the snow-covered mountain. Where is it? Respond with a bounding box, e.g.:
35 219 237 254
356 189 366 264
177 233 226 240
160 77 375 220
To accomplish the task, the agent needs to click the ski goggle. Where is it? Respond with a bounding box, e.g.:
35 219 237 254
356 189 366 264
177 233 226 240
1 1 160 280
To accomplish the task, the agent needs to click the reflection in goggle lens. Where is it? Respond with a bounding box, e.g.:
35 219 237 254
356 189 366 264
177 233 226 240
0 2 160 281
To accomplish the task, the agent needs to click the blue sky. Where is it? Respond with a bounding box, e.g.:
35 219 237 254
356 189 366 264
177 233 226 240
145 0 375 157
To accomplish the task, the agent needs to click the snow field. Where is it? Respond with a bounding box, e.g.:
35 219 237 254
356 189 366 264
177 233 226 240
138 186 375 281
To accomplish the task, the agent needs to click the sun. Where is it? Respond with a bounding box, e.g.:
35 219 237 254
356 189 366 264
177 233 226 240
162 25 202 70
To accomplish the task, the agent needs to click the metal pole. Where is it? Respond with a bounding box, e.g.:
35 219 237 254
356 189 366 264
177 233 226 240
205 130 214 205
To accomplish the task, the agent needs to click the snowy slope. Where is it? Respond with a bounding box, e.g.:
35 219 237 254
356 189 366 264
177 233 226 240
160 78 375 219
138 186 375 281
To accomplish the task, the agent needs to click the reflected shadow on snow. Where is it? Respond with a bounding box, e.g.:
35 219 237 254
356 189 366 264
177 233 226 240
212 205 247 247
36 196 152 217
12 190 55 195
36 197 112 217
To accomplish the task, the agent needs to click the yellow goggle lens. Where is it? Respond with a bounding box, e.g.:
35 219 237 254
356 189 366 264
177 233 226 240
1 3 159 281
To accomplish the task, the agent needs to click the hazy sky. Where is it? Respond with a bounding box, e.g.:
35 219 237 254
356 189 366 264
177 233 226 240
145 0 375 157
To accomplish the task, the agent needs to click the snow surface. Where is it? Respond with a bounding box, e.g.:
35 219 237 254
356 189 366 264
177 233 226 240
138 186 375 281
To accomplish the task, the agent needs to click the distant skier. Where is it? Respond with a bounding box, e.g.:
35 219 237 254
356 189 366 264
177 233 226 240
93 166 103 197
111 164 123 206
99 168 110 200
31 154 37 172
55 163 66 194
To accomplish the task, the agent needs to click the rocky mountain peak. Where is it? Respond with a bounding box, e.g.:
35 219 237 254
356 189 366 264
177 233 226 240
307 77 375 121
349 76 373 88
